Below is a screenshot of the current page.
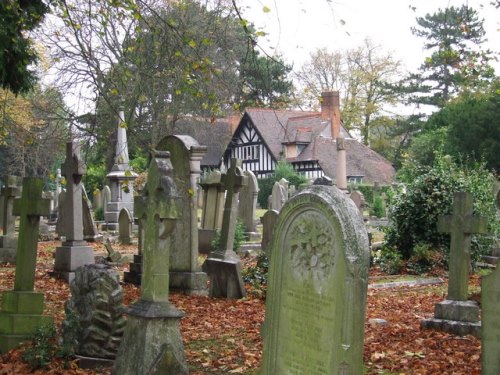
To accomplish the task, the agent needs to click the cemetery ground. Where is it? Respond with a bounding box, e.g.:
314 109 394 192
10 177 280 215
0 240 482 374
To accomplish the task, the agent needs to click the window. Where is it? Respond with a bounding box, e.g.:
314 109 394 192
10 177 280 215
240 145 260 160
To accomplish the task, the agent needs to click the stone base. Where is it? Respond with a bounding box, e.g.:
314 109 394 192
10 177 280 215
112 300 188 375
76 354 114 369
169 271 208 296
421 299 481 337
123 255 142 285
202 258 246 299
0 247 16 264
244 232 261 241
198 229 216 254
0 291 53 353
52 244 95 283
85 234 103 243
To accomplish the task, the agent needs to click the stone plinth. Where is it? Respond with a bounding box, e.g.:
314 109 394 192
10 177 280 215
52 242 95 283
421 300 481 337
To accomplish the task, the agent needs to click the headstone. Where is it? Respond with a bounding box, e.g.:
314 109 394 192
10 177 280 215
261 185 370 374
421 192 487 336
350 190 366 217
482 262 500 374
271 181 286 212
313 175 333 186
52 141 95 283
104 241 128 264
0 177 53 353
238 170 259 237
63 264 126 368
50 168 62 222
82 186 102 242
102 185 111 219
93 189 103 211
278 178 289 200
0 176 21 263
103 110 137 231
112 150 188 375
156 135 208 296
118 208 132 245
260 209 279 256
123 219 143 285
336 137 347 190
203 158 248 299
199 170 225 254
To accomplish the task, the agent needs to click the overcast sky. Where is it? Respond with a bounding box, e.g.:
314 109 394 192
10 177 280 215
239 0 500 74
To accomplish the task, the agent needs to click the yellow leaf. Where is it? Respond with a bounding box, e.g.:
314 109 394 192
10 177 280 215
262 6 271 13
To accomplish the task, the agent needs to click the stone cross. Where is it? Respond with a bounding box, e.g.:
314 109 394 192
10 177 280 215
438 192 487 301
61 141 86 244
134 151 181 303
215 158 247 260
1 176 21 236
12 178 50 291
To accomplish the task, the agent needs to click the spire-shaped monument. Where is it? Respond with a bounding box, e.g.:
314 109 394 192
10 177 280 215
104 110 137 231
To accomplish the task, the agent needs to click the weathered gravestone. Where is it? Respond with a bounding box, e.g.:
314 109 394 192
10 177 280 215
261 184 370 374
203 158 248 299
113 151 188 375
421 192 487 336
101 185 111 223
350 190 366 217
199 170 225 253
0 178 53 353
82 187 102 242
482 262 500 374
63 264 126 368
52 141 95 283
238 170 259 238
93 189 102 211
118 208 132 245
157 135 208 296
0 176 21 263
260 209 279 257
270 181 286 212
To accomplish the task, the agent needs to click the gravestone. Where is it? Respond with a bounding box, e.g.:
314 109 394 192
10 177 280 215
123 219 143 285
421 192 487 336
157 135 208 296
103 110 137 230
350 190 366 217
238 170 259 238
104 241 129 264
112 150 188 375
49 168 62 222
482 262 500 374
118 208 132 245
0 177 53 353
260 209 279 256
82 186 102 242
0 176 21 263
52 141 95 283
203 158 248 299
63 264 126 368
313 175 333 186
93 189 102 211
271 181 286 212
199 170 225 253
261 185 370 374
102 185 111 220
278 178 289 200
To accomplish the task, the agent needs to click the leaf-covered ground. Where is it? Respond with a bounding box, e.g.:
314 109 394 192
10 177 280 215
0 241 482 374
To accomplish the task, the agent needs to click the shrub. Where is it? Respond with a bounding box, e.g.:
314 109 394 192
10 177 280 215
94 207 104 221
22 323 58 371
371 196 385 218
377 246 403 275
243 252 269 298
210 219 246 252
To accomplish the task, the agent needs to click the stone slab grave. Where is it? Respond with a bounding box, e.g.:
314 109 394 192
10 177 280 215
0 177 53 353
261 185 370 374
198 169 225 254
238 170 260 240
113 150 188 375
118 208 133 245
203 158 248 299
52 141 95 283
421 192 487 337
260 209 279 256
157 135 208 296
0 176 21 264
482 262 500 374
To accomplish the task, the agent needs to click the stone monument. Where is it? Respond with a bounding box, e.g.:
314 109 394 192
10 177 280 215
0 176 21 263
112 151 188 375
199 170 225 253
260 209 279 257
261 184 370 374
482 261 500 374
336 137 347 190
52 141 95 282
104 110 137 230
203 158 248 299
238 170 259 239
270 181 286 212
0 177 53 353
421 192 487 336
118 208 132 245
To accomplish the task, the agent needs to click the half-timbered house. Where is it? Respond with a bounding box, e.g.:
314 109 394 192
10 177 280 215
221 92 395 185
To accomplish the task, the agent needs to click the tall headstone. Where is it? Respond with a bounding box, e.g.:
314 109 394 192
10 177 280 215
104 110 137 230
93 189 103 211
421 192 487 336
482 262 500 374
350 190 366 217
261 185 370 374
199 170 225 253
52 141 95 283
336 137 348 190
157 135 208 296
0 176 21 263
102 185 111 217
82 186 102 242
260 209 279 256
203 158 248 299
118 208 133 245
112 151 188 375
271 181 286 212
0 177 53 353
238 170 259 237
50 168 62 222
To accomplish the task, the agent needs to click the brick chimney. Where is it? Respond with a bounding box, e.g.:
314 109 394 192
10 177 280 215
320 91 341 139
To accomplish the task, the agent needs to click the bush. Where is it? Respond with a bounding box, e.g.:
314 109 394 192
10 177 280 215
377 246 403 275
94 206 104 221
242 252 269 298
406 242 445 275
22 323 58 371
385 154 499 266
371 196 385 218
210 219 246 252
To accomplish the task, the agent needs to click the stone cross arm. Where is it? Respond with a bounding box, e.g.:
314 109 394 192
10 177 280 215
62 142 86 183
438 215 488 235
13 186 50 218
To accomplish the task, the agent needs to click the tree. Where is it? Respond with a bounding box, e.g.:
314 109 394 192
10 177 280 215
297 39 402 145
0 0 49 94
404 5 495 108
